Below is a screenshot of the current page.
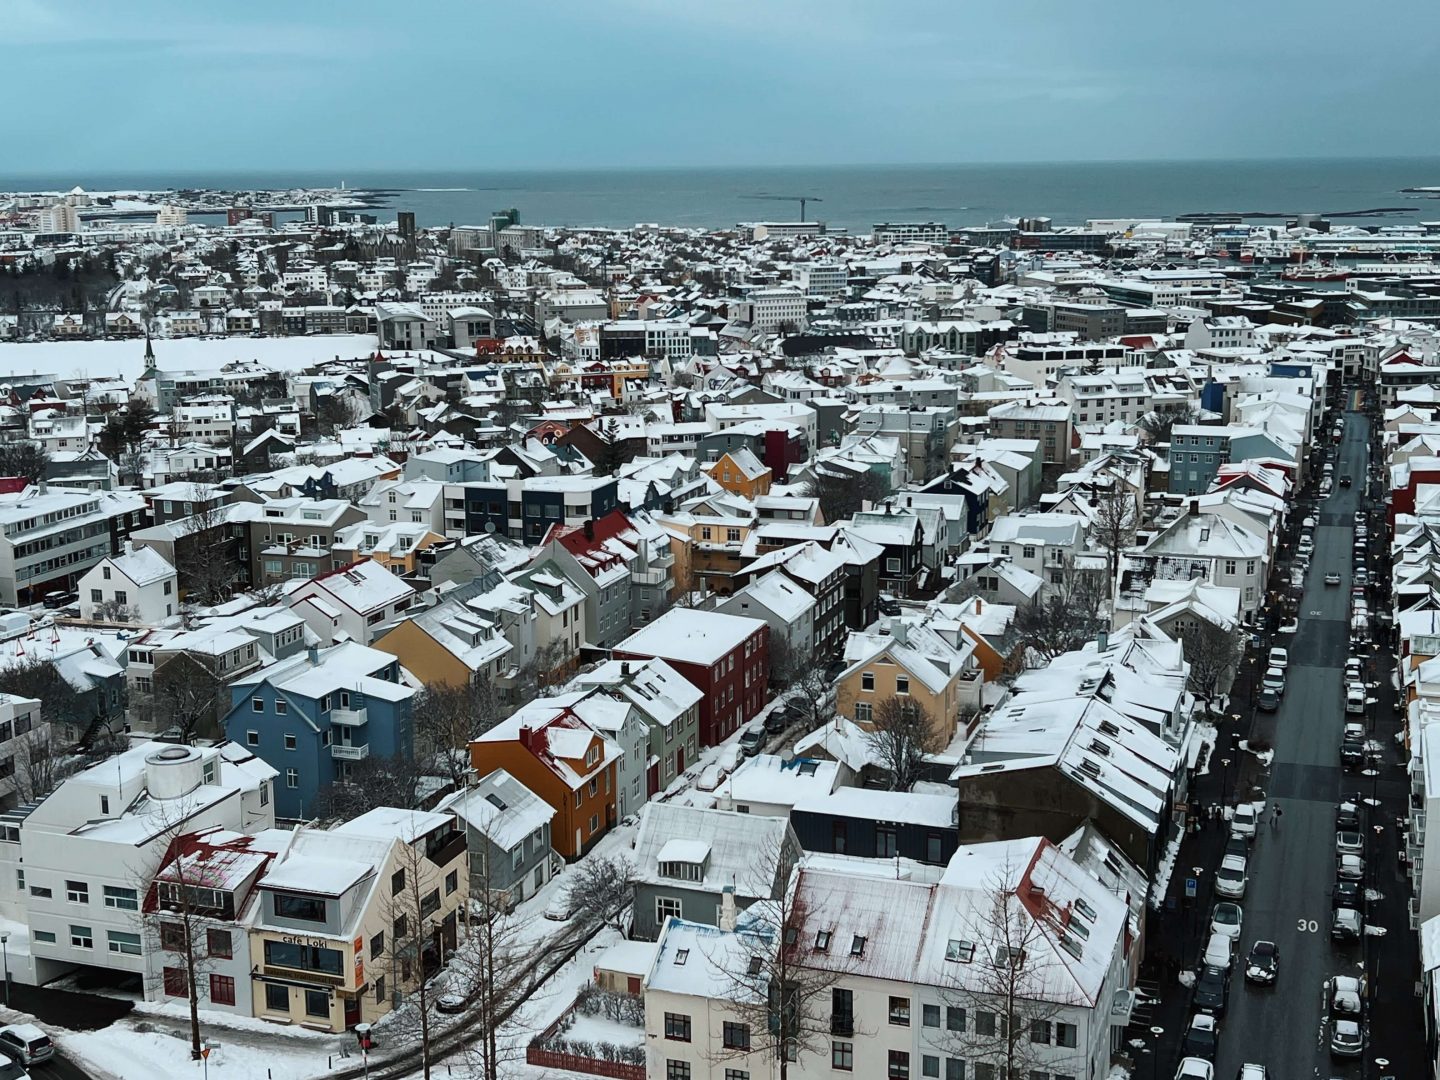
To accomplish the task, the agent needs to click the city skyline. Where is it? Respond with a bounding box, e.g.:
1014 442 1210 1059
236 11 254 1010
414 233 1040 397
10 0 1440 172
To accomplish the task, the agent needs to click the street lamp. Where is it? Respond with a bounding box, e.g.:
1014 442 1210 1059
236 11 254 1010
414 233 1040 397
1 932 10 1007
1148 1025 1164 1080
1220 757 1233 808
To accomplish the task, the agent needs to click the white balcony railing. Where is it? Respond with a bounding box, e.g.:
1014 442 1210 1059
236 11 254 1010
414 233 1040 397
330 707 368 727
331 743 369 761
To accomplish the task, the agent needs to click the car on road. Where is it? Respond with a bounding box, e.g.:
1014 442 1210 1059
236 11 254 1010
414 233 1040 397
1336 853 1365 881
1344 658 1363 684
1320 478 1333 496
1355 566 1368 585
0 1026 51 1068
1203 931 1233 970
543 889 576 922
1267 647 1288 671
1333 879 1364 912
435 991 468 1014
1193 964 1229 1016
1332 905 1363 942
1244 940 1278 984
0 1058 28 1080
1329 1016 1364 1057
764 705 797 735
1180 1013 1218 1061
1214 854 1248 899
1344 684 1365 714
1224 835 1249 861
1325 572 1342 586
1235 1067 1268 1080
1230 804 1258 841
1356 524 1368 540
1210 902 1243 940
1174 1057 1214 1080
1354 511 1366 524
1335 830 1364 857
1261 667 1285 696
738 723 767 757
1297 537 1315 558
1340 474 1353 487
1257 687 1280 711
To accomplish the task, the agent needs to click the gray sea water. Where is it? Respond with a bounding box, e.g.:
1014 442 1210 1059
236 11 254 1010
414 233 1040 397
5 158 1440 232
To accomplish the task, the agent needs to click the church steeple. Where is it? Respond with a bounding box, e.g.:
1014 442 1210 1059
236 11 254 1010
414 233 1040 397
143 331 155 363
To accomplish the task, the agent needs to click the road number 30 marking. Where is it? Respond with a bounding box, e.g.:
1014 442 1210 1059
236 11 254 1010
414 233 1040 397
1297 918 1319 933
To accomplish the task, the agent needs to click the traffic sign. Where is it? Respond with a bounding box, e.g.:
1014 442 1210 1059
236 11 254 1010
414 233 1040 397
1184 877 1198 898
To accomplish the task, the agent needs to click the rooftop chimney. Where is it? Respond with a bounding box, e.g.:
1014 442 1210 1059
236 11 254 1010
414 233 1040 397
583 518 595 540
1097 631 1109 652
621 661 630 678
518 724 533 750
719 885 738 931
1188 500 1199 517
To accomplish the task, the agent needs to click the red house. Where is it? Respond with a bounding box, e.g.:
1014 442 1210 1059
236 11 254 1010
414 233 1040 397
611 608 770 746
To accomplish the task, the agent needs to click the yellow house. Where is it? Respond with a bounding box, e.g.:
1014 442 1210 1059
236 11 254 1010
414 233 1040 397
247 808 467 1032
706 449 772 500
334 521 446 576
835 619 981 748
373 601 514 690
656 502 756 596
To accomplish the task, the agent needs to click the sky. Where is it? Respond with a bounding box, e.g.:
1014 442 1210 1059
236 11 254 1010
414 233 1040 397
8 0 1440 173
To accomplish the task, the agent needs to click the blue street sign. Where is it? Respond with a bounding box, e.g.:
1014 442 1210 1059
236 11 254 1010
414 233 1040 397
1184 877 1198 898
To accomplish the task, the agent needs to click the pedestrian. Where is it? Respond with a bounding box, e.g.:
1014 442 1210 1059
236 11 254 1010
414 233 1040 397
1271 801 1283 829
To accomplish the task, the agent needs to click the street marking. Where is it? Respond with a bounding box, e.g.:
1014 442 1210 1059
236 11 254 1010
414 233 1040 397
1297 918 1319 933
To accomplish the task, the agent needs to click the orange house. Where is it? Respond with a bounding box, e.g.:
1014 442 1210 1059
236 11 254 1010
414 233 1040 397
470 708 620 859
706 449 772 500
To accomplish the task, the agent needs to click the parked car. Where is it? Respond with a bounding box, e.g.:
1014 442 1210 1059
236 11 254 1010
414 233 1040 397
1267 647 1288 671
738 723 767 757
1325 572 1342 586
0 1058 28 1080
1193 964 1229 1015
0 1025 50 1068
1335 830 1364 858
1230 804 1258 841
1336 853 1365 881
1336 800 1362 832
1203 931 1233 970
1344 685 1365 714
1244 940 1278 984
1329 1016 1363 1057
435 991 468 1014
1332 906 1363 942
1344 658 1363 684
1257 687 1280 711
1355 566 1369 585
1235 1066 1268 1080
1174 1057 1214 1080
543 889 576 922
1224 835 1249 861
1210 902 1243 941
1333 879 1364 912
1214 854 1248 899
1261 667 1285 696
1180 1013 1218 1061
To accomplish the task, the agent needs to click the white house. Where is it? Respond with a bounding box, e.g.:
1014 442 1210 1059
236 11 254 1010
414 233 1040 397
78 547 179 624
717 569 817 666
286 560 418 646
0 693 46 812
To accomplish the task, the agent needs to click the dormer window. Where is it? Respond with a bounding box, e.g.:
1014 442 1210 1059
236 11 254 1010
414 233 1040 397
585 744 600 768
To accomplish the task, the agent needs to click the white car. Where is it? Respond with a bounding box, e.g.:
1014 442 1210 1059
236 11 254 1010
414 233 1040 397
1214 854 1248 899
1230 804 1258 841
1203 931 1233 970
1236 1066 1268 1080
1267 647 1288 671
1210 901 1243 941
0 1024 52 1067
1345 685 1365 714
1175 1056 1214 1080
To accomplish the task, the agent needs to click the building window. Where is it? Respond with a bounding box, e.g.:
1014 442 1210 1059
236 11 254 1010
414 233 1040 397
207 929 232 959
853 702 872 724
861 672 875 692
664 1012 693 1042
922 1056 940 1078
1030 1020 1052 1044
1055 1023 1077 1048
886 557 901 573
107 931 141 956
724 1072 748 1080
888 1050 910 1080
252 698 264 713
66 880 89 904
895 675 909 695
656 896 683 924
877 823 898 859
274 894 327 923
286 769 298 789
69 924 93 949
974 1011 998 1037
305 990 329 1018
666 1062 691 1080
264 983 289 1011
923 1004 941 1028
392 869 406 896
246 730 259 746
210 975 236 1006
160 922 186 951
284 733 297 750
946 1006 966 1032
445 870 458 895
722 1022 750 1050
889 996 910 1026
163 967 186 997
945 1059 965 1080
33 931 55 944
832 1042 854 1071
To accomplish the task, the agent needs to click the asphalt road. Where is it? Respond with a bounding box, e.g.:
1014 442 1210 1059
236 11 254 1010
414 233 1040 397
1212 412 1373 1079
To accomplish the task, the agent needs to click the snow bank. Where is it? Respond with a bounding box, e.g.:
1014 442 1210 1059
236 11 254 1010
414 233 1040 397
1149 829 1182 911
59 1021 341 1080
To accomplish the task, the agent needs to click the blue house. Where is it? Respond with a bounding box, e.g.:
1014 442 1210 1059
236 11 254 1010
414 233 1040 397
222 641 416 819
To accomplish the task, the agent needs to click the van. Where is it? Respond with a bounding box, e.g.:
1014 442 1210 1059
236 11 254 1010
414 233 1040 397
1345 686 1365 715
1230 804 1258 841
738 724 767 757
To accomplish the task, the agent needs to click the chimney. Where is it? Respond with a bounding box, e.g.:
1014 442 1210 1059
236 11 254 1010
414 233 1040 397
583 518 595 540
518 724 533 750
973 598 982 616
719 885 738 932
621 661 630 678
1188 500 1199 517
1097 631 1109 652
891 618 908 645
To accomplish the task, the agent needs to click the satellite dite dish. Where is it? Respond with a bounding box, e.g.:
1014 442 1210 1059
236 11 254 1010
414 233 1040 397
484 521 497 533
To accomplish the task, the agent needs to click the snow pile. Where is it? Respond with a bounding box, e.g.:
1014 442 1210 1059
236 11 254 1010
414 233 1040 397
1177 970 1196 988
1365 925 1388 937
59 1020 341 1080
1193 721 1218 776
1149 829 1182 911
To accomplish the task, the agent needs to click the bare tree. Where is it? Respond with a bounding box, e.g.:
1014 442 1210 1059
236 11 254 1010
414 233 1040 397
92 597 139 624
775 650 834 734
941 863 1077 1080
1089 475 1139 595
176 488 239 605
138 653 227 741
563 853 633 933
1177 618 1241 713
709 845 852 1080
11 725 67 803
865 695 943 792
310 753 428 822
803 469 891 525
0 655 88 743
456 864 529 1080
1012 572 1106 664
380 840 447 1080
415 682 504 787
0 440 48 483
1137 403 1200 447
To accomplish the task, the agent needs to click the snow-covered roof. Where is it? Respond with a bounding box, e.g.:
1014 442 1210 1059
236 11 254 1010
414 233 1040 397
616 608 766 667
633 803 793 898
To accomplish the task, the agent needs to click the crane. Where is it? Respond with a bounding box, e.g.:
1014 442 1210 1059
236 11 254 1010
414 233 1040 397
740 193 823 222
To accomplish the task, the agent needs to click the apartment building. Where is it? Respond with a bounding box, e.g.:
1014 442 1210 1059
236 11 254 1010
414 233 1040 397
0 485 148 606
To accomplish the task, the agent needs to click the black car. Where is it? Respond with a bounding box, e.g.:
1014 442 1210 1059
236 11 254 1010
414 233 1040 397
1340 475 1353 487
1340 739 1365 770
1193 964 1229 1016
1244 940 1279 985
1333 880 1364 911
765 705 800 735
1336 800 1361 832
1257 687 1280 712
1180 1013 1218 1061
40 591 74 610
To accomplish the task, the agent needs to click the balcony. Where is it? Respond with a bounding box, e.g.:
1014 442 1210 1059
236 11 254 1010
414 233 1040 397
331 743 370 761
634 568 674 588
330 707 368 727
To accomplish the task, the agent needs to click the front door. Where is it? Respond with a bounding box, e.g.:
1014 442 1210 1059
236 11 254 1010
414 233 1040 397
344 995 361 1028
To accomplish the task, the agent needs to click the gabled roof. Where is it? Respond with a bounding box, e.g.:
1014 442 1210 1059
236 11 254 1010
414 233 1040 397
633 803 793 898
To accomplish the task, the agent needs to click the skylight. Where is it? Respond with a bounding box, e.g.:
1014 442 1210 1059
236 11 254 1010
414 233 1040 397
674 949 689 966
850 935 867 957
944 939 975 963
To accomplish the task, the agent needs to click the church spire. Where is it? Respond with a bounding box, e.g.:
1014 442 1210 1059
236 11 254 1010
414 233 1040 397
143 331 155 363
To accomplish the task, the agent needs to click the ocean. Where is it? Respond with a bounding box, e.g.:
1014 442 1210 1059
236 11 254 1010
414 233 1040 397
5 158 1440 233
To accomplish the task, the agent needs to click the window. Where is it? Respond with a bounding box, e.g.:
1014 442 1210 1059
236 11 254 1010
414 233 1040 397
274 893 327 922
853 702 872 724
371 931 385 958
445 870 458 895
722 1022 750 1050
163 967 186 997
877 823 897 858
207 929 232 959
90 589 101 603
945 940 975 964
160 922 186 950
888 1050 910 1080
861 671 875 692
1030 1019 1052 1044
889 995 910 1026
589 813 600 835
832 1041 854 1071
375 975 386 1004
392 869 406 896
666 1062 691 1080
1055 1023 1077 1048
656 896 683 923
284 733 297 750
974 1011 998 1037
923 1004 941 1028
210 974 236 1007
33 931 55 944
895 675 909 695
286 769 298 789
923 1056 940 1078
66 880 88 904
252 698 264 713
1022 546 1036 560
305 990 329 1018
973 1066 996 1080
70 925 93 949
945 1059 965 1080
664 1012 693 1042
107 931 141 955
816 930 832 951
886 557 901 573
246 730 259 746
725 1072 748 1080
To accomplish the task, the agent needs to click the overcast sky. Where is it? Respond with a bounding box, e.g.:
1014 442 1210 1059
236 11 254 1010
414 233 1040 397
9 0 1440 173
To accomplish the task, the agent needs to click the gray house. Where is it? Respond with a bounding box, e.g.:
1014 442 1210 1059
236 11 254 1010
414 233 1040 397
436 769 556 910
630 802 800 941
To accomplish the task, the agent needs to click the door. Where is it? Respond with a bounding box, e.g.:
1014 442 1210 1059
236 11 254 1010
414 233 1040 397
343 995 361 1028
627 976 641 994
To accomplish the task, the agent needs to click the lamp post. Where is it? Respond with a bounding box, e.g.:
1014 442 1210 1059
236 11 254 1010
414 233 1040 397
1220 757 1233 809
1148 1025 1164 1080
1 932 10 1008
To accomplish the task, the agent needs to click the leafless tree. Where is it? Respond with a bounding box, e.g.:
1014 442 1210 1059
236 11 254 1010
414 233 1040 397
92 597 138 624
11 724 67 802
1012 571 1106 664
176 487 239 606
137 653 227 741
940 862 1076 1080
1089 474 1139 595
455 864 529 1080
1177 618 1241 713
708 844 853 1080
0 655 88 742
563 853 633 934
1137 403 1200 447
802 469 890 525
865 695 943 792
415 682 505 787
380 840 449 1080
774 648 833 735
310 753 428 822
0 440 48 483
